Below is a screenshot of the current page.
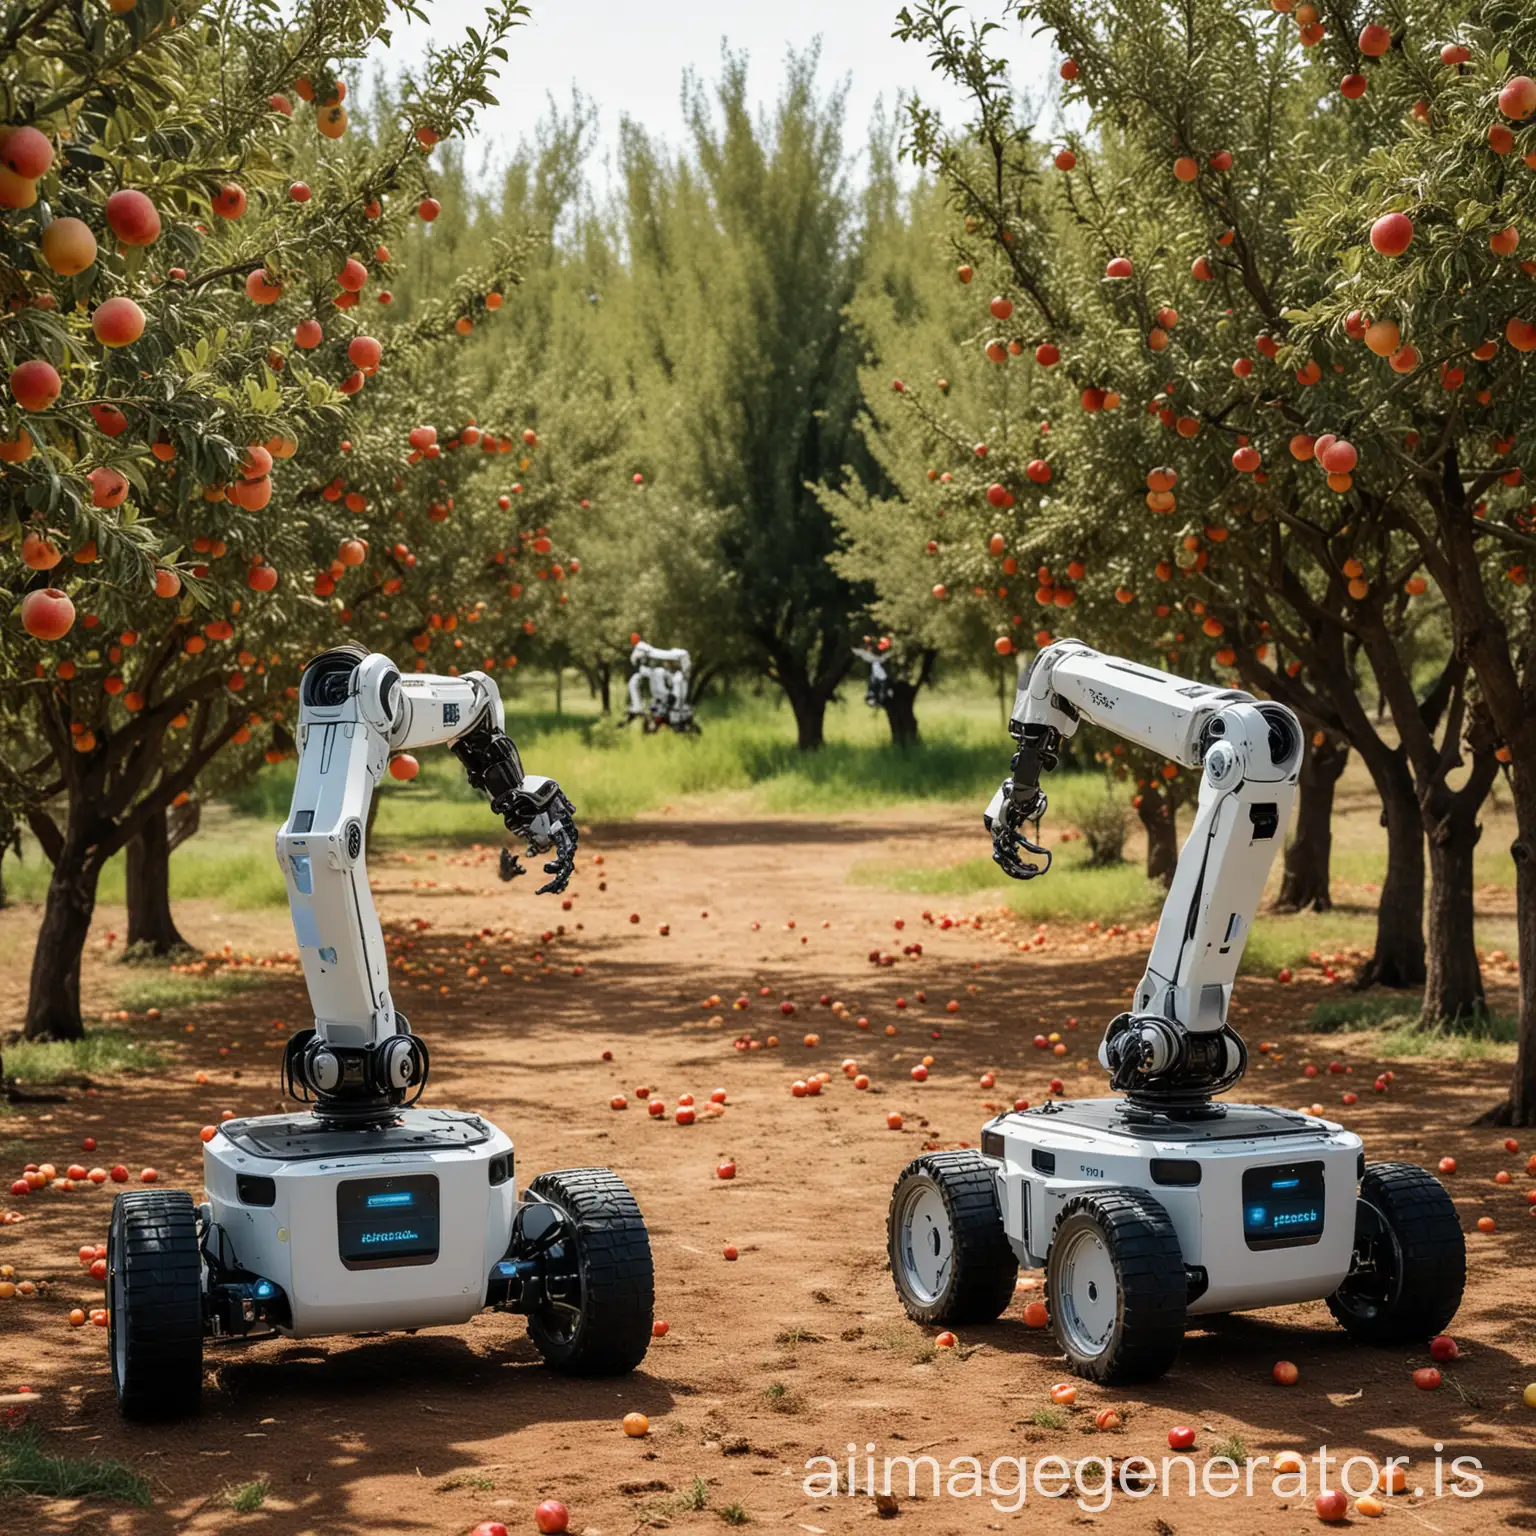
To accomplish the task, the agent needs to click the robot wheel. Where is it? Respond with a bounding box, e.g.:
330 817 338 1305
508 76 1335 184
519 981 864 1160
108 1189 205 1420
1327 1161 1466 1343
1045 1187 1187 1384
523 1167 655 1375
887 1151 1018 1326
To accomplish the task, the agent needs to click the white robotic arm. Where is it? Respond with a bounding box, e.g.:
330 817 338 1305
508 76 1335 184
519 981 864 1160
985 641 1303 1110
276 646 577 1121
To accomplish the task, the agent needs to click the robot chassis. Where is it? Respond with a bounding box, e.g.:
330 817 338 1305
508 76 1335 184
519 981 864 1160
106 646 654 1419
622 640 699 735
887 641 1465 1382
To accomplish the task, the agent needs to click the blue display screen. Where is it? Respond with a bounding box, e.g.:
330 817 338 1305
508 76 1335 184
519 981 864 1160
366 1191 415 1209
1242 1162 1325 1249
337 1175 439 1268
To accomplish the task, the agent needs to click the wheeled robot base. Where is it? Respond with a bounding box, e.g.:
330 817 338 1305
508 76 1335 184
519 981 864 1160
888 1098 1465 1383
107 1107 653 1419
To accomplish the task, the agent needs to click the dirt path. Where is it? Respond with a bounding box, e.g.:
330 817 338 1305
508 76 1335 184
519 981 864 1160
2 803 1533 1534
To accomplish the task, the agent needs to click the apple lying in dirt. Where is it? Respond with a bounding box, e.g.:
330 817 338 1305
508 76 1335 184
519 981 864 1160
1315 1489 1348 1523
535 1499 569 1533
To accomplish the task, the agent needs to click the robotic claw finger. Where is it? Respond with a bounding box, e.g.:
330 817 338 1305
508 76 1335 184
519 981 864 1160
891 640 1465 1385
106 646 654 1422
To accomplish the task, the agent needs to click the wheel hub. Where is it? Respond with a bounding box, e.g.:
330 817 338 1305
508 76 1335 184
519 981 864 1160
897 1183 953 1305
1334 1198 1402 1322
1056 1227 1117 1357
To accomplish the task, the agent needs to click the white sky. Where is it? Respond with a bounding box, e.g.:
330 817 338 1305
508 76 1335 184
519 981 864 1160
371 0 1057 182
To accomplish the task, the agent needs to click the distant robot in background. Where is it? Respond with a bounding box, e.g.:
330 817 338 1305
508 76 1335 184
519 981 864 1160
853 643 891 711
623 639 699 735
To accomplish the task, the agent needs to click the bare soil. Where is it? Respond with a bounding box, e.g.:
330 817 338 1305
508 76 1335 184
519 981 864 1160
2 802 1533 1534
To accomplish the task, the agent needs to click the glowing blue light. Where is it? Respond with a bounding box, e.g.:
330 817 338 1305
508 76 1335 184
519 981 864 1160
1274 1208 1319 1228
366 1191 415 1209
254 1279 274 1299
1271 1177 1300 1189
1246 1205 1267 1226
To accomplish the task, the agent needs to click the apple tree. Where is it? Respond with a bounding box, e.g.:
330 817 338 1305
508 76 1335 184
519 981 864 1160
1 0 529 1040
893 0 1525 1082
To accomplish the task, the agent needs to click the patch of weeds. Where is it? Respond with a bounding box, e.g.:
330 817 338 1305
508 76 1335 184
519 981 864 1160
1029 1407 1068 1430
637 1476 712 1523
763 1382 803 1414
909 1342 937 1365
1209 1435 1248 1464
775 1326 824 1346
719 1504 749 1525
436 1472 495 1493
0 1429 151 1505
223 1478 269 1513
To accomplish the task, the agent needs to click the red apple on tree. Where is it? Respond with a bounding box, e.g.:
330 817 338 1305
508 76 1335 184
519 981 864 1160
20 589 76 640
104 187 161 246
1370 211 1414 256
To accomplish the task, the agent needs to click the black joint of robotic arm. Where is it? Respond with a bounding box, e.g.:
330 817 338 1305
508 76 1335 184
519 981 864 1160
450 719 527 823
1007 724 1061 820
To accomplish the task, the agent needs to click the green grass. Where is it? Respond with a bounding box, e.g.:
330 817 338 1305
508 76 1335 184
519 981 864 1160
1029 1407 1068 1430
113 969 267 1014
850 847 1163 925
1237 912 1382 975
1305 994 1518 1061
6 834 287 911
719 1503 749 1525
0 1428 150 1506
223 1478 269 1513
5 1030 164 1085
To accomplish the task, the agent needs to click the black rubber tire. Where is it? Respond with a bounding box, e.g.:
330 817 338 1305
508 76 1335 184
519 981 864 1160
887 1151 1018 1325
525 1168 654 1375
107 1190 204 1421
1327 1161 1466 1344
1045 1187 1187 1385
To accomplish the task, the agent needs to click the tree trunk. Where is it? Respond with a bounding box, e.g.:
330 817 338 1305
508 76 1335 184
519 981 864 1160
1353 761 1427 991
1498 769 1536 1123
791 695 826 750
126 805 189 955
597 663 611 715
1421 804 1486 1027
1275 735 1348 912
554 667 563 715
779 678 827 751
24 848 97 1041
1137 792 1178 887
884 680 920 746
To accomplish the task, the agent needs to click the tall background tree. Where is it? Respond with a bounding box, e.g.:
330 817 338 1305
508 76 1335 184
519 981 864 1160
609 49 875 749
